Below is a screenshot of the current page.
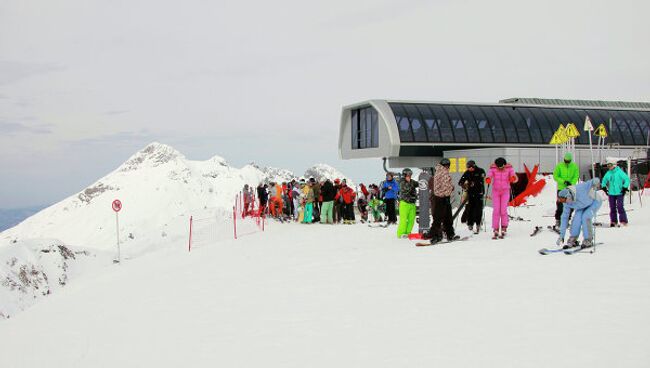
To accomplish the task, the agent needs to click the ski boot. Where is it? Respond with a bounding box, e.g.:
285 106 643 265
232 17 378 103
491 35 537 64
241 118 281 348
563 236 580 249
473 226 480 235
492 230 499 240
499 227 507 239
581 239 594 249
468 224 473 232
447 234 461 242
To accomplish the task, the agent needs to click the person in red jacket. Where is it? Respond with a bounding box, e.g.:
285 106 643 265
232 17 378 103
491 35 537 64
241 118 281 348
335 182 357 224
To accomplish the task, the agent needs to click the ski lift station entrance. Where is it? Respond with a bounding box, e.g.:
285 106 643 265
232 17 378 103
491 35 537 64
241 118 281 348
338 98 650 178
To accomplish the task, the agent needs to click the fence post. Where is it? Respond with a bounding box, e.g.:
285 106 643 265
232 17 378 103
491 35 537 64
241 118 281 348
188 216 193 252
233 206 237 240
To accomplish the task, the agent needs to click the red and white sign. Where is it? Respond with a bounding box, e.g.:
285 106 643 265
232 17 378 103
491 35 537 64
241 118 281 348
112 199 122 212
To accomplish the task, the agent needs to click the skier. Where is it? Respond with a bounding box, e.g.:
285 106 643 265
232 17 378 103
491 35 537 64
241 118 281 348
242 184 253 217
382 173 399 225
601 160 631 227
291 182 302 221
556 178 606 249
335 181 356 224
257 183 268 217
333 178 343 223
310 178 321 223
430 158 458 243
397 168 418 238
486 157 518 239
320 178 337 224
357 183 370 223
458 160 485 234
302 181 315 224
552 152 579 228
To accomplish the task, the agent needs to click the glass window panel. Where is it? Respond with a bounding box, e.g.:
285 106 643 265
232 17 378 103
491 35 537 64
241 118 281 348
416 105 441 142
493 106 524 143
359 111 367 149
617 111 642 145
454 105 481 143
391 104 414 142
465 106 494 143
514 107 542 143
562 109 588 145
628 111 650 146
443 105 467 142
429 105 455 142
529 108 555 143
610 110 634 145
470 106 501 143
351 109 358 149
585 109 619 143
540 109 564 142
404 104 428 142
371 108 379 147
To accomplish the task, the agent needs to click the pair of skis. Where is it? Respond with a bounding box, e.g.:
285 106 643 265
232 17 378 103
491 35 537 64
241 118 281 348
530 225 560 237
415 235 470 247
538 242 603 255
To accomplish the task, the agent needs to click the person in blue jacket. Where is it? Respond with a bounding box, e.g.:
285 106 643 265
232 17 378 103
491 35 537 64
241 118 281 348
382 172 400 224
601 160 631 227
556 178 606 249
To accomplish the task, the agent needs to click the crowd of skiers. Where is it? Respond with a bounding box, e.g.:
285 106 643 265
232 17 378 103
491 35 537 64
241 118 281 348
243 178 370 225
241 153 632 250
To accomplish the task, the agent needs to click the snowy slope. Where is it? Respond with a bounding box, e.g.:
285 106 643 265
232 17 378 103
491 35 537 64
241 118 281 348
0 142 356 318
1 175 649 366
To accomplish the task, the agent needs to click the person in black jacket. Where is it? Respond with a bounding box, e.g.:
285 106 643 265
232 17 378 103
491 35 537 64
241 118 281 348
458 160 485 234
257 183 269 217
320 179 337 224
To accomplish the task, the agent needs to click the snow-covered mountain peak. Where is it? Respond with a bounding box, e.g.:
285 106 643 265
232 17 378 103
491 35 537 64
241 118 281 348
119 142 185 172
304 164 354 186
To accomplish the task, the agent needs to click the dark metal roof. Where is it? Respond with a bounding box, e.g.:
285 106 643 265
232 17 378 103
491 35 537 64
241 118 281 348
499 97 650 110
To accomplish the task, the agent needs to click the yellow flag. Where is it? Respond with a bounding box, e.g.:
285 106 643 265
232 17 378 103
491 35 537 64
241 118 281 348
595 123 608 138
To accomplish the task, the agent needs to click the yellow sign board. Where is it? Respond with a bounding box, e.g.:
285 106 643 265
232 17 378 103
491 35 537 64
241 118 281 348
458 157 467 170
565 123 581 138
595 123 608 138
550 125 569 145
449 158 457 173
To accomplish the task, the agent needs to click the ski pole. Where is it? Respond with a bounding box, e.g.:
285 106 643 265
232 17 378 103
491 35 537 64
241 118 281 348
482 184 490 232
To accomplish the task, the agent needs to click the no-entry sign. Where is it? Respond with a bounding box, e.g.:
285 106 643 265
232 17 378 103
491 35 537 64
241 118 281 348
112 199 122 212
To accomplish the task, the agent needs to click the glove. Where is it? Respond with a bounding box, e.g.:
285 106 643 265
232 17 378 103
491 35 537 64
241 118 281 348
509 176 517 183
486 177 492 185
556 237 564 246
622 187 629 195
602 187 609 194
564 181 571 186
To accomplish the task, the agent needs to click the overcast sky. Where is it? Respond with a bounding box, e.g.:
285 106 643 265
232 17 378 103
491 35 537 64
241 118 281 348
1 0 649 208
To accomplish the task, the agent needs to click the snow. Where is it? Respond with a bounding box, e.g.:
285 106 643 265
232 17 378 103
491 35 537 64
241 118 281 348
0 168 649 366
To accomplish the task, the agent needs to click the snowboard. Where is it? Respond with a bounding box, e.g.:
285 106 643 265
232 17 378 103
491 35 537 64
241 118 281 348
417 169 432 233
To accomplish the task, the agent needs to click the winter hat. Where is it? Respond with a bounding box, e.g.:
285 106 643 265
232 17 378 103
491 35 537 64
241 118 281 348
466 160 476 168
334 178 341 184
558 188 575 201
495 157 507 167
440 158 451 167
563 152 573 161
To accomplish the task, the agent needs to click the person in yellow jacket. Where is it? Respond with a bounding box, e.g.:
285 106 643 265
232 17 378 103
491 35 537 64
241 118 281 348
552 152 579 228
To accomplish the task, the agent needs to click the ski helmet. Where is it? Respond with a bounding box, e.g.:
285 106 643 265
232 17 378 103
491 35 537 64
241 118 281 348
466 160 476 168
495 157 506 167
402 168 413 177
440 158 451 167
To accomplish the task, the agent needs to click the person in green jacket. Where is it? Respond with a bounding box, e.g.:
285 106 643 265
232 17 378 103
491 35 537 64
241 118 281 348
553 152 579 227
602 160 631 226
397 168 418 238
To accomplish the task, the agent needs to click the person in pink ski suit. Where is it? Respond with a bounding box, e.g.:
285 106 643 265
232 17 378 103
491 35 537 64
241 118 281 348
486 157 518 238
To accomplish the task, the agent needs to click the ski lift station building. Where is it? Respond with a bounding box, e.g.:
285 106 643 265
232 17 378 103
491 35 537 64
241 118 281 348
338 98 650 177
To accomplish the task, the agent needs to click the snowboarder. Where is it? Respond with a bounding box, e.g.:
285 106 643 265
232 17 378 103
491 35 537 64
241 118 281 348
382 173 399 225
552 152 579 228
291 182 302 221
601 160 631 227
257 183 268 217
557 178 606 249
397 168 418 238
430 158 458 243
486 157 517 239
335 181 356 224
458 160 485 234
302 181 315 224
